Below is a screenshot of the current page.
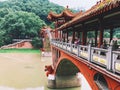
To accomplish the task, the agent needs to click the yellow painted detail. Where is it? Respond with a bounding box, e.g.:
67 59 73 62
93 55 106 65
80 52 88 58
115 63 120 71
73 49 77 54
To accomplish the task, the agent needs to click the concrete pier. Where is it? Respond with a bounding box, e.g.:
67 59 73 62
47 74 81 89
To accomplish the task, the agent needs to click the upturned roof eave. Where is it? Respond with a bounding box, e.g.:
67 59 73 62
57 0 120 31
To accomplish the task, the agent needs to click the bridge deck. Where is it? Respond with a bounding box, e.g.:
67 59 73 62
52 44 120 83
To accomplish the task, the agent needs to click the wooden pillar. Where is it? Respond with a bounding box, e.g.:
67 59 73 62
95 30 98 46
54 31 56 39
110 27 113 42
66 32 68 42
82 31 87 45
63 32 65 42
72 31 75 43
60 30 62 40
61 31 63 39
58 30 60 39
98 29 104 48
98 18 104 48
77 31 80 39
56 30 58 39
62 31 64 41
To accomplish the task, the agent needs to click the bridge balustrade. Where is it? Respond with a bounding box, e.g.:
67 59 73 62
112 51 120 74
71 44 78 55
51 40 120 75
66 43 71 52
91 47 108 67
78 45 89 60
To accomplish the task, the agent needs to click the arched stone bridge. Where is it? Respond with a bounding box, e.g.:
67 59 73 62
48 41 120 90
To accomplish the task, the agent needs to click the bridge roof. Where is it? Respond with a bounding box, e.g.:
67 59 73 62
47 8 82 21
57 0 120 30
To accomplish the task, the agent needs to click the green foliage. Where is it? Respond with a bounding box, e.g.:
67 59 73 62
0 0 66 47
0 49 40 53
0 11 46 45
0 11 45 46
116 33 120 39
113 28 120 37
31 37 43 49
87 31 95 38
104 31 110 38
0 0 64 25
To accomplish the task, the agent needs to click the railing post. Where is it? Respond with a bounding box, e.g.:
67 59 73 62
62 41 63 48
77 45 80 57
112 53 117 73
70 42 72 53
88 42 91 62
66 42 67 50
107 41 113 71
58 40 59 47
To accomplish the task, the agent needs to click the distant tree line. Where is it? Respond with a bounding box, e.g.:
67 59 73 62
0 0 65 47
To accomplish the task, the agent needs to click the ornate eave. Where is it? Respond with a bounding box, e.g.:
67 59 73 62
47 9 81 21
57 0 120 30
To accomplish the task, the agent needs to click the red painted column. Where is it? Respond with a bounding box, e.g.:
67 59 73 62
59 30 61 40
54 31 55 39
72 31 75 43
56 30 58 39
77 31 80 39
82 31 87 45
95 30 98 46
98 18 104 48
66 32 68 42
98 29 103 48
63 33 65 42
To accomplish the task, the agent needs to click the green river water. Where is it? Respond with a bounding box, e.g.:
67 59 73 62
0 53 90 90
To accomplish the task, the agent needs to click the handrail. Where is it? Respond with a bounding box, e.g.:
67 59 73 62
113 51 120 54
51 40 120 75
92 47 108 52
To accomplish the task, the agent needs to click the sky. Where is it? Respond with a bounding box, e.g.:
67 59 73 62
49 0 99 10
0 0 99 10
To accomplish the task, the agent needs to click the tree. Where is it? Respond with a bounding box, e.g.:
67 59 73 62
104 32 110 38
31 37 43 49
87 31 95 38
0 0 65 25
1 11 46 39
116 33 120 39
0 0 77 46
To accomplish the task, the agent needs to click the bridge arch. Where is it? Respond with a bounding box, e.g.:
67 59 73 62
54 51 99 90
52 49 120 90
56 58 80 76
94 73 109 90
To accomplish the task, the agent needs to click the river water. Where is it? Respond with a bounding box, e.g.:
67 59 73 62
0 53 91 90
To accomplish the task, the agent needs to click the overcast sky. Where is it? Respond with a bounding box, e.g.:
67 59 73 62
49 0 98 10
0 0 6 1
0 0 99 10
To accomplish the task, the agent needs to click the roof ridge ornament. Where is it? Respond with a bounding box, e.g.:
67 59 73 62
66 5 69 9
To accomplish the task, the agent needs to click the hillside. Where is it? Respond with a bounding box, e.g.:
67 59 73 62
0 0 65 46
0 0 64 25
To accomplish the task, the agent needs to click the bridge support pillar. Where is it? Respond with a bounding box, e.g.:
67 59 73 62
47 74 81 89
47 74 56 88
